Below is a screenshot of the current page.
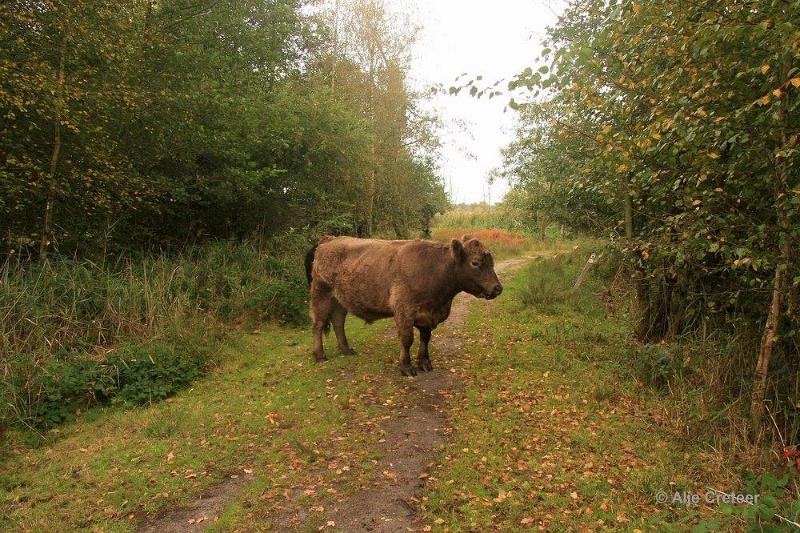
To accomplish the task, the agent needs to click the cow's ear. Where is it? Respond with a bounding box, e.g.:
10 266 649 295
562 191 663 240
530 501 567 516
451 239 465 262
463 238 480 252
461 234 472 242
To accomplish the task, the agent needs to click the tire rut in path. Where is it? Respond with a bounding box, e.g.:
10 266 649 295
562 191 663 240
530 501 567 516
320 257 530 532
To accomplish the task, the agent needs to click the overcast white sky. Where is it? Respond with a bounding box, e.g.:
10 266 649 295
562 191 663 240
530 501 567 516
401 0 564 204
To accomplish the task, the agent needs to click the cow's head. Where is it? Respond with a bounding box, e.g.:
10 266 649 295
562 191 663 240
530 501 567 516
451 235 503 299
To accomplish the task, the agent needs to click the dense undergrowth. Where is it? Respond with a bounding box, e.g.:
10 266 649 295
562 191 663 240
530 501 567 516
520 238 800 458
0 239 309 435
476 245 800 530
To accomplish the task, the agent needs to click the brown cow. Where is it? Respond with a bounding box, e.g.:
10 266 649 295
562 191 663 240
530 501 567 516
305 235 503 376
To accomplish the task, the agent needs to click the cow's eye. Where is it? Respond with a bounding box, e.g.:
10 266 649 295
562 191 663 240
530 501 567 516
470 260 480 268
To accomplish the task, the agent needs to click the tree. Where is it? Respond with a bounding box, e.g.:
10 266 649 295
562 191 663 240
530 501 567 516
500 0 800 431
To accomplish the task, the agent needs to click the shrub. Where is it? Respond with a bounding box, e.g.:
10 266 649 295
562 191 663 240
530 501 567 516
0 239 309 431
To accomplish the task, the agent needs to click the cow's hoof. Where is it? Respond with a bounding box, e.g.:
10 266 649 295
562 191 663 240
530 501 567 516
418 358 433 372
339 347 357 356
314 354 328 363
400 365 418 377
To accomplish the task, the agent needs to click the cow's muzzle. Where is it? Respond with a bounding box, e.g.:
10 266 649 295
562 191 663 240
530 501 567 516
485 284 503 300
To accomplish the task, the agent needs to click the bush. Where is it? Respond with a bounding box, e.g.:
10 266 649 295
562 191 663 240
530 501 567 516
0 239 309 431
635 343 683 388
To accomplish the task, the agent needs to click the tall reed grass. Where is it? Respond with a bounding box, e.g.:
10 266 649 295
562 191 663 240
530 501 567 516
0 241 308 433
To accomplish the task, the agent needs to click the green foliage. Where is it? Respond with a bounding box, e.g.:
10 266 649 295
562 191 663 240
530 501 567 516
0 0 448 255
0 0 448 431
517 249 606 315
500 0 800 439
30 338 210 429
694 472 800 532
0 240 308 430
635 344 683 388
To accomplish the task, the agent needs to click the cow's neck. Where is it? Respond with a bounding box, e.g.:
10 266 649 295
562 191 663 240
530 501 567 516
443 254 466 301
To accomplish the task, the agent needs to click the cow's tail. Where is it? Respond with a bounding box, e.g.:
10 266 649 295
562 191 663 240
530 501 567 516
306 237 335 335
304 243 318 285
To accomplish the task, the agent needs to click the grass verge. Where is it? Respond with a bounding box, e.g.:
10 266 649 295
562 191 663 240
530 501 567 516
0 240 308 433
419 248 757 531
0 319 405 531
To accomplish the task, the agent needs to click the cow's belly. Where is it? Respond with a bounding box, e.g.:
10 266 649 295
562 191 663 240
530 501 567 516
333 287 393 324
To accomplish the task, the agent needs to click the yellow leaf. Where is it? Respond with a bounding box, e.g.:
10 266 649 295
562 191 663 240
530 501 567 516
761 64 771 74
790 78 800 88
616 164 629 173
758 95 771 106
632 2 640 15
708 152 720 159
773 88 783 98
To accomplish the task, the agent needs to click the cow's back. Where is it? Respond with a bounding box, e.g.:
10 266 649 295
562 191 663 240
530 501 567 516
312 237 453 323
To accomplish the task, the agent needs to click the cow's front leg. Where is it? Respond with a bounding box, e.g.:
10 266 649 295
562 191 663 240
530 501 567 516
395 316 416 377
416 326 433 371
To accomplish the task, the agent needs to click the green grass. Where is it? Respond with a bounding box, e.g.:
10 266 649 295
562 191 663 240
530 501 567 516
4 241 795 531
0 318 406 531
0 240 308 431
418 248 747 531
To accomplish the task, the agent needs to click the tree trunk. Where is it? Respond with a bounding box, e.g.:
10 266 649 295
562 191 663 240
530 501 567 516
750 266 785 426
365 45 377 236
40 43 66 260
751 55 792 429
624 189 633 239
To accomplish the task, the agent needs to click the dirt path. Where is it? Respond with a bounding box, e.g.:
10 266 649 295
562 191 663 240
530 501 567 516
137 257 531 533
317 257 532 532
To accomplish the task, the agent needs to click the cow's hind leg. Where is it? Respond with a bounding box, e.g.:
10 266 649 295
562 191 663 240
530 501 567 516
331 301 355 355
395 315 416 377
416 326 433 372
310 280 334 362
